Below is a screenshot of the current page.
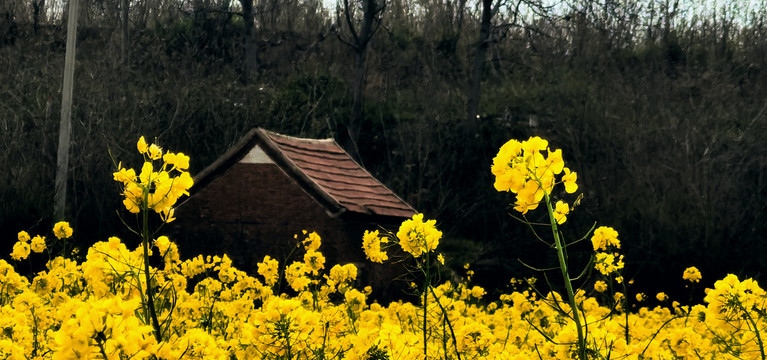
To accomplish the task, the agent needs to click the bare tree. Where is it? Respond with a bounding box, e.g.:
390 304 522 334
337 0 386 159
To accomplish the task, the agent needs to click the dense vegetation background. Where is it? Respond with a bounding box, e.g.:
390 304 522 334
1 0 766 298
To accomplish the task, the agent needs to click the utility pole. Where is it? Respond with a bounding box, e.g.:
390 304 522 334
55 0 79 220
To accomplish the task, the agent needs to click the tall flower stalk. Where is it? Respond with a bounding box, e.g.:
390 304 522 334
363 213 445 358
491 136 587 358
544 191 586 359
395 213 442 357
113 136 193 341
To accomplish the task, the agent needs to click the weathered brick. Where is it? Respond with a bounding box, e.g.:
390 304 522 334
172 162 409 300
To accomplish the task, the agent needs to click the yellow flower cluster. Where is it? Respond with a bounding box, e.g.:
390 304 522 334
113 136 193 221
591 226 625 280
591 226 621 251
594 280 608 293
327 263 358 291
9 222 69 261
396 213 442 258
53 221 74 239
703 274 766 344
281 231 332 292
285 261 311 291
361 230 388 263
257 255 279 286
5 223 767 359
301 230 321 251
491 136 578 215
10 232 32 261
594 252 625 277
683 266 702 283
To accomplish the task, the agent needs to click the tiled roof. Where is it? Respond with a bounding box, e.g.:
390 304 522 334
191 128 417 218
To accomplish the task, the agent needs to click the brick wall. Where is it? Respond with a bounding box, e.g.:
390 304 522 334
173 162 408 300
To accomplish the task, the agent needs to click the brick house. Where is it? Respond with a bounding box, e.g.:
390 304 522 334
173 128 417 297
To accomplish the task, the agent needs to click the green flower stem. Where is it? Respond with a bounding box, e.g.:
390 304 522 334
741 305 766 360
31 307 40 356
544 192 586 359
142 193 162 342
622 281 629 344
427 285 462 360
423 250 430 357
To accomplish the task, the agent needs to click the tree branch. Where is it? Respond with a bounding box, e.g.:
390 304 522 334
343 0 360 44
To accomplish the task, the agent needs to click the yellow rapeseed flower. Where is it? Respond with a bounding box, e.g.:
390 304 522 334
162 151 190 171
258 255 280 286
523 136 548 154
10 241 30 260
683 267 702 283
470 286 486 299
491 136 578 215
344 288 366 314
594 252 624 276
113 166 136 184
514 181 545 214
148 143 163 160
154 235 171 254
286 261 310 291
553 200 569 224
304 249 326 276
53 221 73 239
362 230 388 263
114 137 193 218
30 235 46 253
328 264 356 289
302 231 322 251
396 213 441 258
562 167 578 193
594 280 608 293
591 226 620 251
137 136 148 154
17 231 30 242
491 139 524 192
160 207 176 223
328 264 358 291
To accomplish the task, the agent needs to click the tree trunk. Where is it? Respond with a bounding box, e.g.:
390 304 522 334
32 0 45 35
241 0 258 83
464 0 493 137
343 0 381 160
55 0 79 221
349 48 366 147
121 0 129 64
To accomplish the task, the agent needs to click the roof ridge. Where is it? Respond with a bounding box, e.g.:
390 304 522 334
261 129 335 144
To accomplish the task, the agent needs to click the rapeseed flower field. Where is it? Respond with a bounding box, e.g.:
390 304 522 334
2 137 765 359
